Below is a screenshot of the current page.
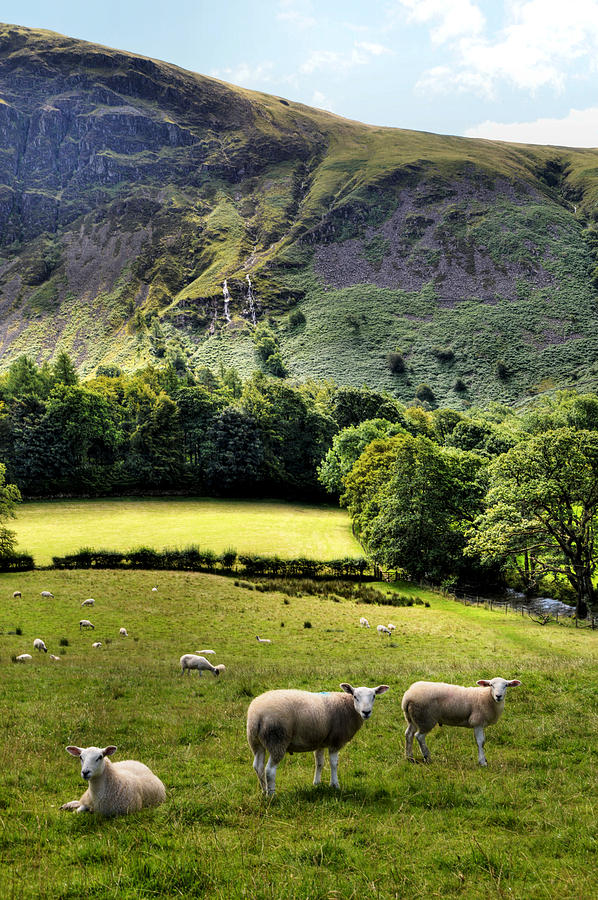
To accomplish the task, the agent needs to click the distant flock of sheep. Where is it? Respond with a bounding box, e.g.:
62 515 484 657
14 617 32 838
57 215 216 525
9 588 522 815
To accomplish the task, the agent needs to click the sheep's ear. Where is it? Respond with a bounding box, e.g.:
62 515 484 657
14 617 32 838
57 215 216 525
375 685 390 695
507 680 522 687
477 680 491 686
102 746 117 757
340 683 354 694
66 746 82 756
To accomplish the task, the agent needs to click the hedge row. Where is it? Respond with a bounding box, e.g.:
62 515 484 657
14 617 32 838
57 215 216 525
0 553 35 572
51 547 371 579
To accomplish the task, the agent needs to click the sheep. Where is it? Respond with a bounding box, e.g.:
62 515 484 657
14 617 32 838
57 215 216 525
41 591 54 599
387 623 396 632
194 649 215 655
377 625 391 637
15 653 32 662
247 683 390 795
79 619 94 631
402 677 522 766
33 638 48 653
13 590 21 598
151 586 158 592
60 745 165 816
49 654 61 661
81 598 95 607
359 617 370 628
180 654 225 677
256 636 272 644
119 628 128 637
92 641 102 649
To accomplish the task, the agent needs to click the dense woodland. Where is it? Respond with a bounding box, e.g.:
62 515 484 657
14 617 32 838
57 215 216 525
0 352 597 614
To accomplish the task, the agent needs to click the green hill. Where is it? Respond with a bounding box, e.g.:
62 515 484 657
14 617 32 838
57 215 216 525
2 23 598 404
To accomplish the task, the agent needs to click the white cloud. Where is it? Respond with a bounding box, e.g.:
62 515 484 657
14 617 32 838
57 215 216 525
210 62 274 87
405 0 598 96
300 41 391 75
276 0 316 30
465 107 598 148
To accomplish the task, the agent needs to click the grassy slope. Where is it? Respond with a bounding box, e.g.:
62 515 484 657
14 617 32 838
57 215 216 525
11 497 362 566
0 569 597 899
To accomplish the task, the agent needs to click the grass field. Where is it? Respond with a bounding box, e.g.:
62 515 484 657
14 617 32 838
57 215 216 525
11 498 362 566
1 569 597 899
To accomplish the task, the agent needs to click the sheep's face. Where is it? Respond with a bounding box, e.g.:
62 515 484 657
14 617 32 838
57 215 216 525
66 745 117 780
477 678 522 702
340 683 390 719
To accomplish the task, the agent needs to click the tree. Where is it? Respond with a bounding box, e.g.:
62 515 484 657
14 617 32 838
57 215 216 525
0 462 22 556
318 418 406 496
52 351 78 386
202 407 264 495
467 428 598 617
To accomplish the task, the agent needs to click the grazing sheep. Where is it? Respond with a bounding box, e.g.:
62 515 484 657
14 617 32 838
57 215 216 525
33 638 48 653
13 590 21 598
61 745 165 816
247 683 390 795
256 636 272 644
387 623 396 632
402 677 522 766
15 653 32 662
119 628 128 637
92 641 102 649
359 617 370 628
49 654 61 661
180 654 225 677
81 598 95 607
79 619 94 631
377 625 391 637
41 591 54 599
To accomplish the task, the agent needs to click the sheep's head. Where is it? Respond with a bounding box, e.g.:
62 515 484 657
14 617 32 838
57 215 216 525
340 683 390 719
477 678 521 702
66 745 117 780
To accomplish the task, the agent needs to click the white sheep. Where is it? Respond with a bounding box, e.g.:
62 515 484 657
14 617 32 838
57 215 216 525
256 636 272 644
179 654 225 677
247 683 390 795
81 598 95 607
119 628 128 637
13 590 21 598
402 677 522 766
359 617 370 628
49 654 61 661
194 649 215 655
41 591 54 599
80 619 94 631
60 745 166 816
15 653 32 662
92 641 102 649
377 625 391 637
33 638 48 653
387 623 396 632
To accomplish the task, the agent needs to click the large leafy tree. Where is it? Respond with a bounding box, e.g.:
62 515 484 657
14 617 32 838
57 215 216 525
0 462 21 556
467 428 598 617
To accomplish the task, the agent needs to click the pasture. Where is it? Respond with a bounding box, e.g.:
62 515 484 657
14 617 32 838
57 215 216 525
11 497 362 566
1 569 597 899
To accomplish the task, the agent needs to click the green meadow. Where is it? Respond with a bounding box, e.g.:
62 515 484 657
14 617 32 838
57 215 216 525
11 498 362 566
1 570 597 899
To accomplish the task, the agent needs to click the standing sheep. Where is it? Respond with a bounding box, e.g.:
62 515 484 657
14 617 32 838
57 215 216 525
247 683 390 795
79 620 94 631
33 638 48 653
359 617 370 628
61 745 165 816
13 590 21 598
180 654 225 677
377 625 391 637
119 628 128 637
41 591 54 599
402 677 522 766
81 598 95 607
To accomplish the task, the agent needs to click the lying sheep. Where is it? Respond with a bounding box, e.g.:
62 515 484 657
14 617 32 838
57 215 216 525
15 653 32 662
194 649 215 655
41 591 54 599
79 619 94 631
402 677 522 766
247 683 390 795
377 625 391 637
81 598 95 607
180 654 225 677
119 628 128 637
33 638 48 653
359 617 370 628
256 636 271 644
92 641 102 649
13 590 21 598
61 745 166 816
49 654 61 661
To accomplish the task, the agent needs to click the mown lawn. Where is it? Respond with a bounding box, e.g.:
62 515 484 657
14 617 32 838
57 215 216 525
0 569 597 899
11 497 362 566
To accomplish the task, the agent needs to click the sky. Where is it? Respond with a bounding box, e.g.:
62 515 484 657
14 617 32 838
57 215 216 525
3 0 598 147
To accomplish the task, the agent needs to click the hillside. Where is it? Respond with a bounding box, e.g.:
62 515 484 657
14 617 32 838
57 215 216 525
2 23 598 404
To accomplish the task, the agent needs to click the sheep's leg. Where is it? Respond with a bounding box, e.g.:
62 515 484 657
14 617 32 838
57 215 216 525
474 726 487 766
416 731 431 762
265 750 285 796
329 750 340 789
405 723 417 761
252 747 267 792
313 749 325 785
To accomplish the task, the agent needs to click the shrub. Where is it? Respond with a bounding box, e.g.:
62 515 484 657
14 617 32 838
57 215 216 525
415 383 436 403
496 360 509 380
454 378 467 392
59 637 69 647
289 310 306 327
433 347 455 363
386 351 406 374
303 621 312 628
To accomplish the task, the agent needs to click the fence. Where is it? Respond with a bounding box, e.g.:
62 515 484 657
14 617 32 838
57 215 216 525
449 589 596 629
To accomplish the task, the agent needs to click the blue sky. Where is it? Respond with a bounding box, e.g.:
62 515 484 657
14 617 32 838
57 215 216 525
3 0 598 146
